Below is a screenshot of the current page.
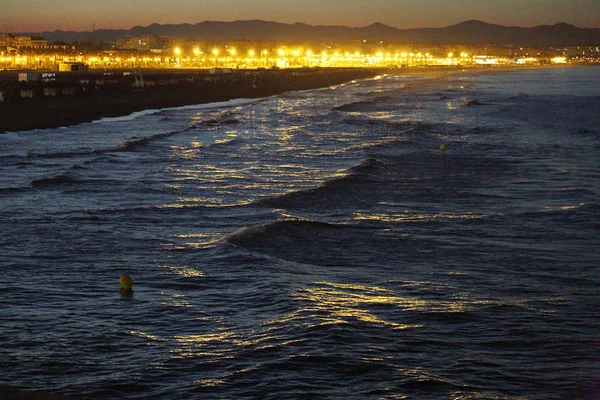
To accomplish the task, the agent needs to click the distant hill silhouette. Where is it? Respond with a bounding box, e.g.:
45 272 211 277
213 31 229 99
27 20 600 46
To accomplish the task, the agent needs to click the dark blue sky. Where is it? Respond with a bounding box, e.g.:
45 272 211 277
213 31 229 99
3 0 599 32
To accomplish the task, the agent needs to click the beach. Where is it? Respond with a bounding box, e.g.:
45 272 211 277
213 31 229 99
0 68 383 133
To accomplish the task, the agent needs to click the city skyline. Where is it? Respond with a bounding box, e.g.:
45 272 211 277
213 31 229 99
2 0 600 33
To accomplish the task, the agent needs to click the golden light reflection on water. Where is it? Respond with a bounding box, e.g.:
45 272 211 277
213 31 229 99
161 280 478 387
291 281 469 330
157 264 205 278
541 202 585 212
162 160 331 193
173 328 308 366
172 331 238 360
275 128 295 142
167 165 247 182
197 378 225 387
165 232 223 250
168 143 204 159
355 202 586 224
157 197 254 209
160 291 193 308
354 210 500 223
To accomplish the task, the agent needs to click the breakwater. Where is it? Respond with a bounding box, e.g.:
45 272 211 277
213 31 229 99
0 68 382 133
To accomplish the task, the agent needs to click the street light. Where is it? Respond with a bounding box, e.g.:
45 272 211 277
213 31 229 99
212 48 219 67
173 47 182 67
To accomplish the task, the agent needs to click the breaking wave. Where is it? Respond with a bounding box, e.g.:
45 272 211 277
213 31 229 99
114 128 192 152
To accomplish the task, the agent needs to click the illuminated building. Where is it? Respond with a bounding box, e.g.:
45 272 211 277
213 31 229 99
0 34 48 49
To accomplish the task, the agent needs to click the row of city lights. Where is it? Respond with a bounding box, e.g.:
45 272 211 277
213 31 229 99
170 46 469 59
1 49 569 69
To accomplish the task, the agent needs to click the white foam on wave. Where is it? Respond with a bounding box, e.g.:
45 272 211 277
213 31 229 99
92 98 261 125
91 109 161 124
164 97 260 111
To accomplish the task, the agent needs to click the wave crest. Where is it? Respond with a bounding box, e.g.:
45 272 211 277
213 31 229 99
225 218 343 247
256 157 385 210
114 127 192 152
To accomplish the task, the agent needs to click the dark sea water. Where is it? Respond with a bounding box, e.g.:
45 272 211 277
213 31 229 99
1 67 599 400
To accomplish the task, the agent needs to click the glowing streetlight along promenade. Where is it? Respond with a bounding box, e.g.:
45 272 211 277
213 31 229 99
1 42 587 72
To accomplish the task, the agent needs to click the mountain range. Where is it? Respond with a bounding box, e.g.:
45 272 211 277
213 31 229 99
27 20 600 46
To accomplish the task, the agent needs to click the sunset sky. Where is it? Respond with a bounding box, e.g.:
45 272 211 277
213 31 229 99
2 0 600 33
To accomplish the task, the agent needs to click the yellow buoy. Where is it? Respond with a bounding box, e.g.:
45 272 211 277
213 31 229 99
439 143 447 151
120 274 134 298
120 274 133 289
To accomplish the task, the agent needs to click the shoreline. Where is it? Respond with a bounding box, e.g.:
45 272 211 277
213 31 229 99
0 65 565 134
0 68 381 133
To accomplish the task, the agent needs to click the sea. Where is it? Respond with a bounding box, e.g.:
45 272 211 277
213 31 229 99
1 66 599 400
